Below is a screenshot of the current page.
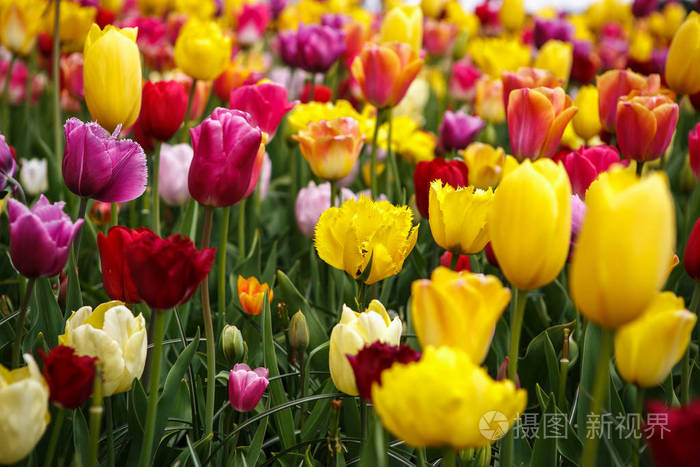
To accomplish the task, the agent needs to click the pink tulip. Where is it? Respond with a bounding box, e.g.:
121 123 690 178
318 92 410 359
229 82 298 138
236 3 271 46
448 59 481 102
561 145 622 197
228 363 269 412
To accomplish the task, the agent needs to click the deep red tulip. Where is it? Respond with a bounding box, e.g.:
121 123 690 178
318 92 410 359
685 219 700 281
347 342 420 401
97 226 150 303
300 82 332 103
561 145 622 197
485 242 498 267
139 80 188 142
688 122 700 181
413 158 469 219
646 399 700 467
40 345 97 409
124 230 216 309
440 251 471 272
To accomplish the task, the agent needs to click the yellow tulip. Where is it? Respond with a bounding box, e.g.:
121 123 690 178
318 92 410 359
629 30 653 63
59 301 147 396
467 38 530 78
288 100 362 134
372 346 527 448
412 267 511 363
665 11 700 96
294 117 364 181
428 180 493 255
315 195 418 284
649 2 686 41
0 354 49 465
138 0 172 16
570 169 675 328
83 24 142 132
421 0 445 19
175 0 216 18
329 300 402 395
380 5 423 54
488 159 572 290
499 0 525 33
0 0 43 55
572 85 601 141
462 142 506 189
174 19 232 81
533 40 573 85
45 1 96 51
444 2 479 39
399 130 436 163
615 292 696 387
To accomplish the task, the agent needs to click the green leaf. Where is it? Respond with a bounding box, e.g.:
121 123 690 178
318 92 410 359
244 410 269 466
33 277 63 347
65 248 82 315
520 321 575 396
300 379 335 441
276 269 328 351
529 390 557 467
73 408 90 467
261 241 278 286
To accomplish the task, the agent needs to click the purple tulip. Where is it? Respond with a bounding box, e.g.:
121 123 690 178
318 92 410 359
228 363 269 412
632 0 657 17
533 17 574 49
159 143 193 206
438 110 486 152
269 0 288 19
7 195 83 278
321 13 350 30
280 24 345 73
277 30 302 68
0 134 16 189
62 118 147 203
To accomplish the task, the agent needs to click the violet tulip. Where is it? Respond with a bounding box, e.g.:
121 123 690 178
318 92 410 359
562 145 622 197
229 82 298 138
7 196 83 278
0 133 16 188
62 118 147 202
438 110 485 152
228 363 269 412
295 24 345 73
188 108 265 207
533 17 574 48
277 30 302 68
159 143 193 206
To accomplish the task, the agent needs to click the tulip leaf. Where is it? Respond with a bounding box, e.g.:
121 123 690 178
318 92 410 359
32 277 63 347
65 248 82 315
126 379 148 464
73 407 90 466
300 378 335 441
357 252 374 284
529 390 557 467
519 321 575 396
276 269 328 351
263 290 297 450
261 240 278 286
245 406 269 466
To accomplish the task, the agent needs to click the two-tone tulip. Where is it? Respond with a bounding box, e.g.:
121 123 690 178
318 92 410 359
501 67 562 111
616 93 678 162
293 117 363 181
597 69 660 133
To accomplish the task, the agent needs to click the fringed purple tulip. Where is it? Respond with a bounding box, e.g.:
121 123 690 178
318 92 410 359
438 110 486 152
7 195 83 278
228 363 269 412
229 82 298 138
62 118 147 203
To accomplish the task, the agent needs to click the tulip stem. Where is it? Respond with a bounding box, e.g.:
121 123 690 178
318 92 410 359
238 199 246 262
330 180 337 208
369 109 382 199
200 206 217 441
384 108 402 202
681 347 691 405
360 399 368 441
88 364 104 467
635 161 644 176
632 387 645 467
51 0 62 170
11 277 35 368
110 202 118 227
73 196 88 258
4 174 27 204
1 54 16 136
44 406 65 467
581 325 614 467
218 206 230 317
441 448 456 467
181 79 197 143
138 309 166 467
558 328 571 409
105 397 115 467
152 142 161 236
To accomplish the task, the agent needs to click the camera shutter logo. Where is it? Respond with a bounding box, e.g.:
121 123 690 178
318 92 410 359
479 410 509 441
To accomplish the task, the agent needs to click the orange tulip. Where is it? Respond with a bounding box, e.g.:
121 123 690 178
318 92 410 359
597 69 660 133
237 276 273 315
616 93 679 162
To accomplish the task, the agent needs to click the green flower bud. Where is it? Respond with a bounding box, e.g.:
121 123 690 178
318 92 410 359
221 324 247 364
288 311 310 350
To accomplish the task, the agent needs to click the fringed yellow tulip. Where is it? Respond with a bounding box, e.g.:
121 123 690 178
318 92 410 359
329 300 402 395
380 5 423 53
572 85 601 141
488 159 572 290
665 11 700 96
570 169 675 328
462 142 506 189
615 292 696 387
372 346 527 448
533 40 573 85
428 180 493 255
83 24 142 132
174 19 232 81
315 196 418 284
412 267 511 363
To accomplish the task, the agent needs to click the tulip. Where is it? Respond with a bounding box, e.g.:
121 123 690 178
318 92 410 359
665 12 700 96
40 345 96 409
59 301 147 395
570 169 675 328
299 82 332 103
288 311 310 350
562 145 622 197
97 226 150 303
475 77 505 123
237 275 273 316
597 69 660 133
235 3 270 46
174 19 232 81
295 180 356 237
646 399 700 467
221 324 246 364
157 143 193 206
19 158 47 195
138 80 188 142
7 196 83 278
429 180 493 255
572 85 601 141
533 40 573 85
46 1 96 50
294 117 364 181
372 346 527 448
685 219 700 281
412 267 510 362
0 134 15 182
0 354 49 464
467 37 531 79
413 157 469 219
295 24 345 73
329 300 402 395
616 93 679 162
632 0 657 17
448 59 481 102
229 82 298 138
315 196 418 284
277 30 302 68
380 5 423 53
229 364 268 412
507 87 578 161
213 59 257 102
533 17 574 48
63 118 147 202
570 194 586 254
188 108 265 207
614 292 696 387
689 122 700 181
439 251 471 271
499 0 524 32
0 0 43 55
438 110 485 152
571 40 600 84
462 142 506 189
347 342 420 401
287 99 361 133
83 24 142 132
501 67 562 112
423 19 456 57
488 159 572 290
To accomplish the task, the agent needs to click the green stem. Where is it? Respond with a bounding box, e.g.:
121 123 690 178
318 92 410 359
635 160 644 176
138 309 166 467
416 448 428 467
329 180 337 208
633 387 645 467
105 397 115 467
12 277 35 368
385 108 401 202
238 199 246 262
43 406 65 467
356 280 366 312
88 364 104 467
152 142 161 236
448 251 458 270
369 109 382 199
174 307 200 438
360 399 368 441
218 206 231 316
581 326 614 467
73 197 88 260
681 347 691 405
1 54 16 136
200 207 216 439
110 202 118 227
4 174 26 204
181 79 197 143
558 328 571 409
441 448 457 467
52 0 62 170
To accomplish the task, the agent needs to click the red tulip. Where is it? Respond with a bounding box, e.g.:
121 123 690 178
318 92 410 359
413 157 469 219
646 399 700 467
299 82 332 103
685 218 700 282
40 345 97 409
439 251 471 272
124 229 216 309
97 226 150 304
347 342 420 401
616 93 678 162
688 122 700 181
138 80 188 142
561 145 622 197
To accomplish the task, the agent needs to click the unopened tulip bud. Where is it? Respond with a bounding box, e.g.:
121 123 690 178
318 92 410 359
288 311 310 350
221 324 247 364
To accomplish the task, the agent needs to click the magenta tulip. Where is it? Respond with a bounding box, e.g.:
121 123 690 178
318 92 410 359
278 24 345 73
438 110 486 152
228 363 269 412
561 145 622 197
229 82 298 138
